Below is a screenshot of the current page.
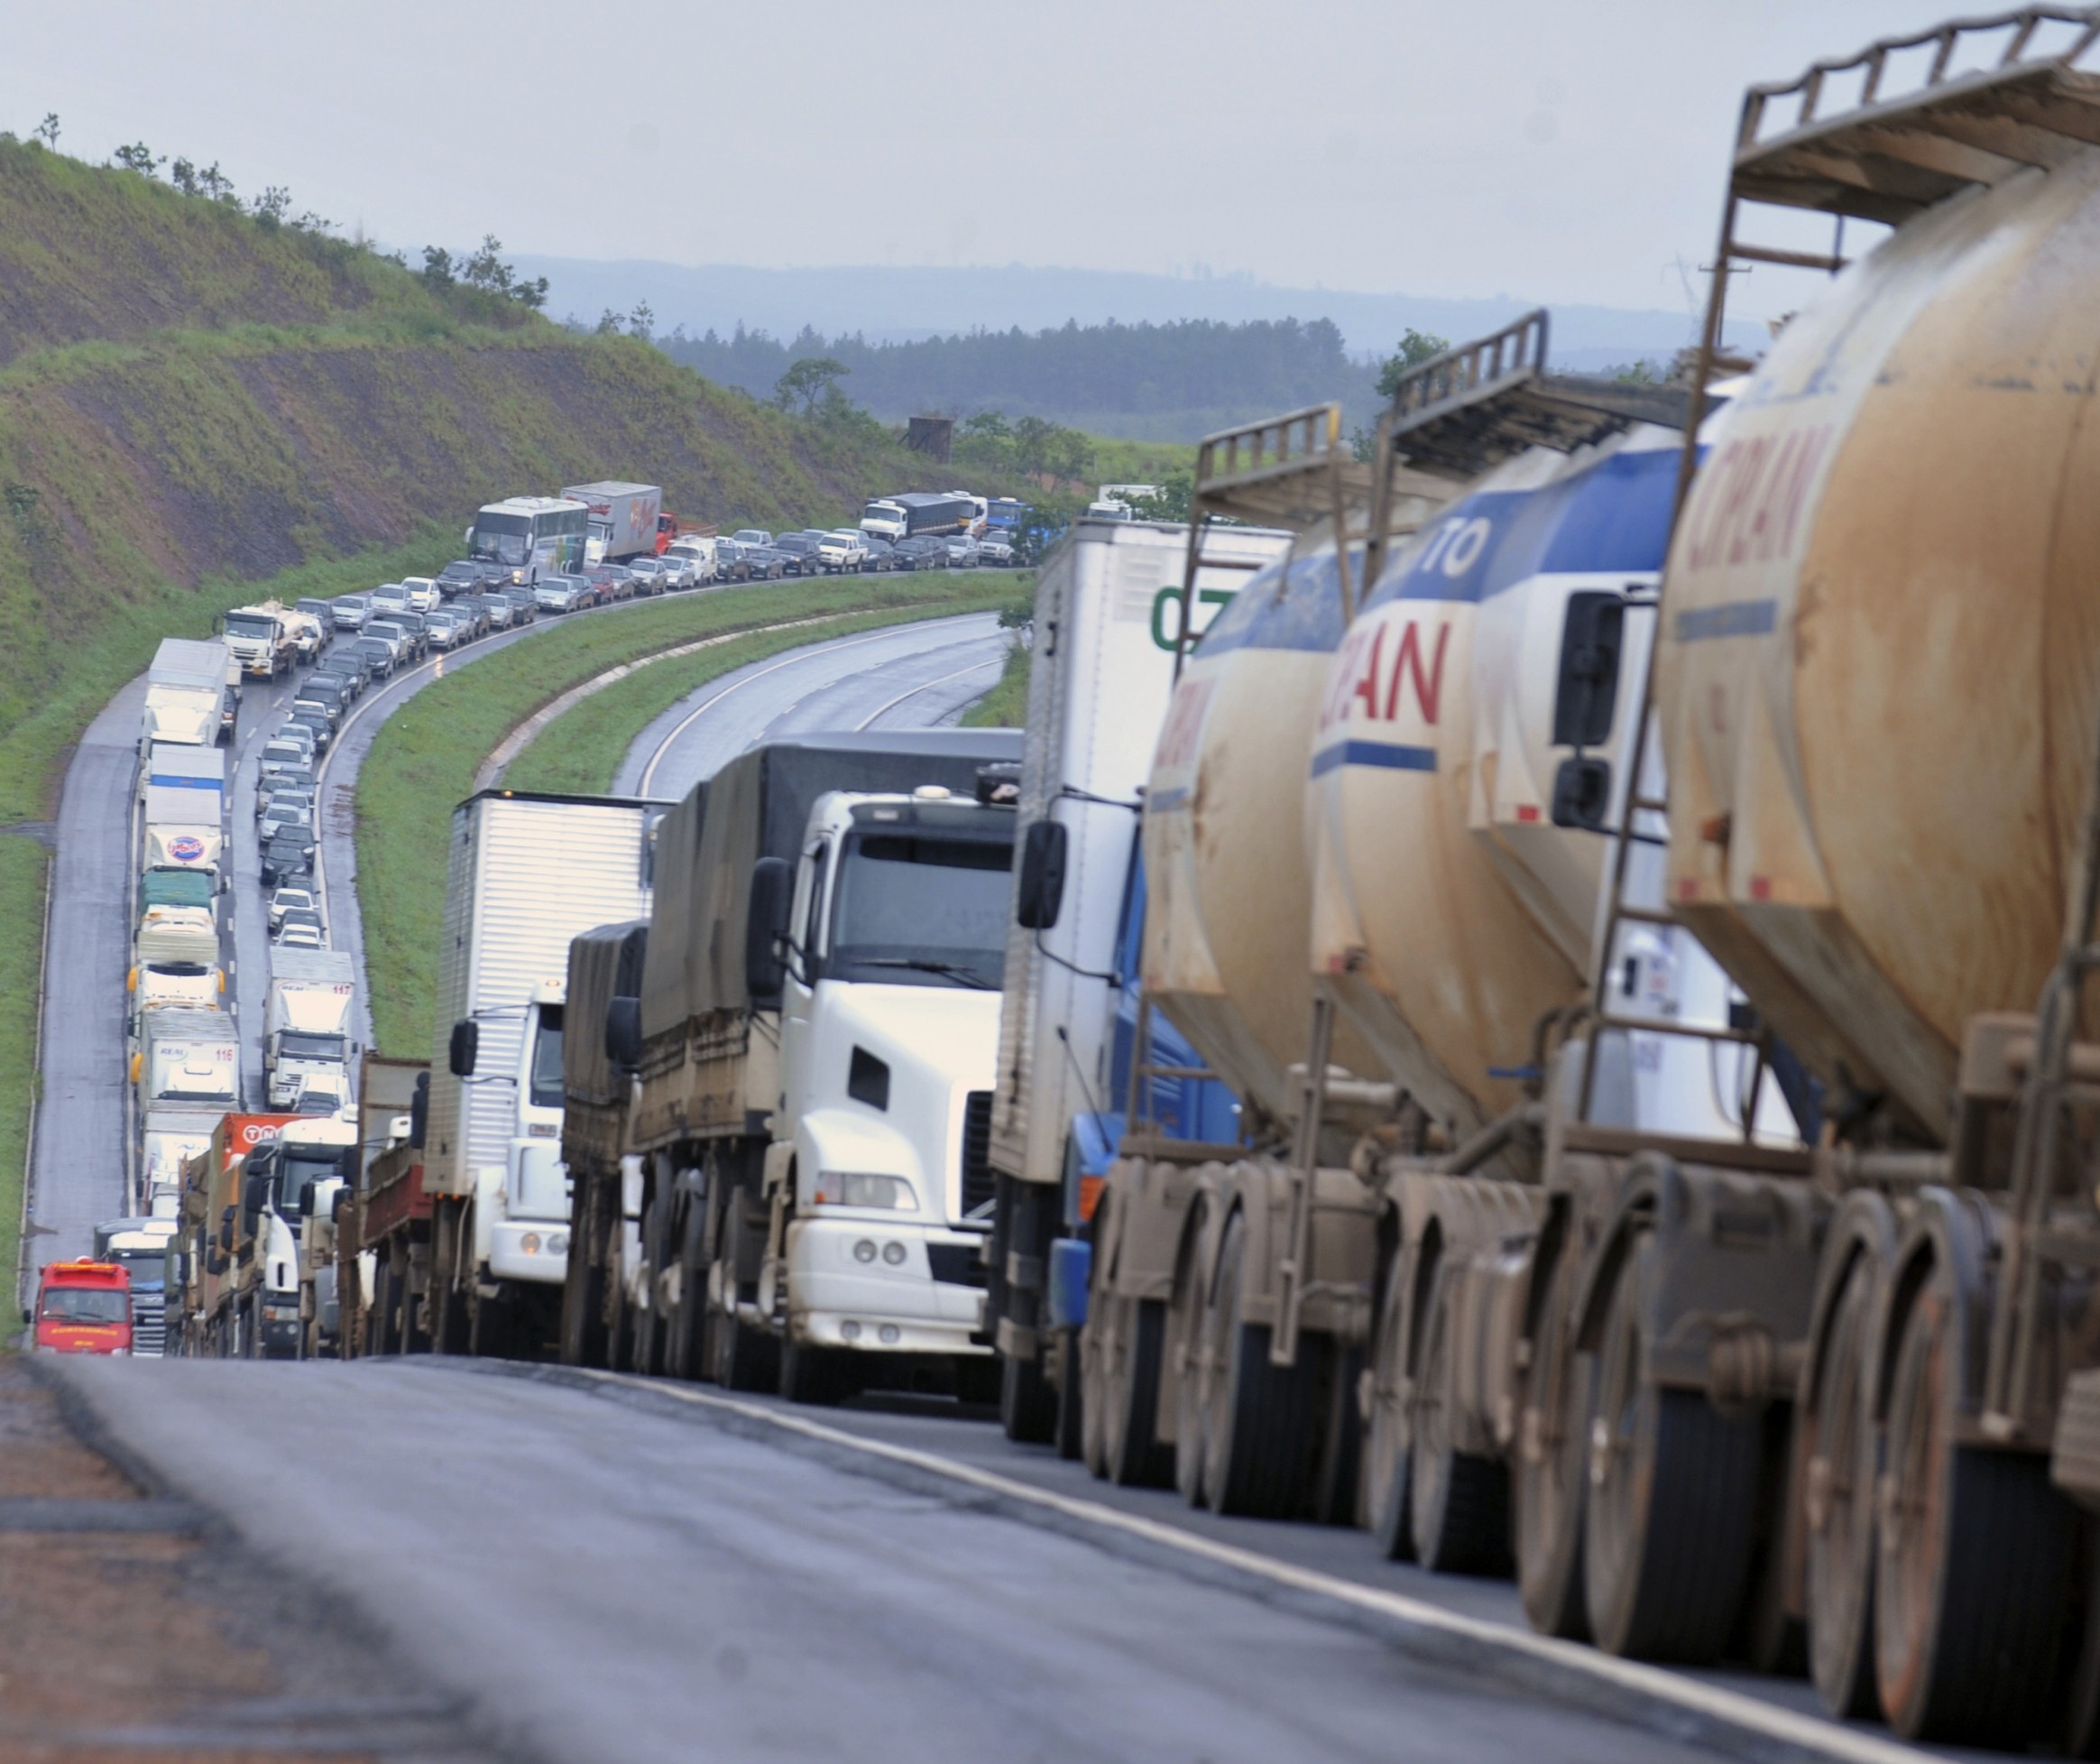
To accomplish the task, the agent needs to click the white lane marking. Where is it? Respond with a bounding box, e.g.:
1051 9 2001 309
558 1369 1934 1764
637 614 990 795
853 654 1006 732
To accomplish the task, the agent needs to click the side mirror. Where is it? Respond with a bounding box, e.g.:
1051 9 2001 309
1551 591 1626 751
216 1220 233 1252
331 1188 350 1224
448 1018 479 1077
299 1182 316 1218
745 856 794 999
1551 756 1614 833
1016 819 1069 930
605 995 641 1075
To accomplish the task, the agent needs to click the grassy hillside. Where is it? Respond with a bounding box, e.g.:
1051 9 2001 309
0 137 950 817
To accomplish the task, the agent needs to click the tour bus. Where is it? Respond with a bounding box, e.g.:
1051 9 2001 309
466 497 591 586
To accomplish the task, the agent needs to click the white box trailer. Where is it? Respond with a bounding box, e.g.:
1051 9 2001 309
143 743 226 875
143 638 233 748
562 480 662 562
421 791 666 1349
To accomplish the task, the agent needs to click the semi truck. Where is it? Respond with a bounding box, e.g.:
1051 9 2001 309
142 637 235 748
216 603 297 679
333 1053 429 1358
141 742 226 882
561 729 1024 1402
132 1007 238 1121
409 791 665 1360
262 947 356 1111
982 513 1290 1439
859 493 977 544
92 1216 179 1356
219 1116 360 1357
562 480 664 563
140 1104 220 1218
170 1111 298 1355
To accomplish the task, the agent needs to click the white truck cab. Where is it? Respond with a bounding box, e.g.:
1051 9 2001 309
763 786 1014 1377
473 980 573 1290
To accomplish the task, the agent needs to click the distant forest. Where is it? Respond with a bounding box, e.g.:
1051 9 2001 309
651 317 1384 441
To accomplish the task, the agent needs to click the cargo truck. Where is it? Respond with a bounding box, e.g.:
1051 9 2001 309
142 637 235 748
134 901 217 967
330 1053 430 1358
859 493 976 544
92 1217 179 1356
140 742 226 885
982 513 1289 1440
172 1111 298 1356
133 1007 238 1119
140 1104 219 1219
262 947 356 1110
566 729 1024 1402
408 792 666 1360
219 1116 359 1357
562 480 664 564
216 603 297 679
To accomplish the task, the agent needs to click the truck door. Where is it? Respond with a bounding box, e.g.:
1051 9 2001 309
779 836 830 1127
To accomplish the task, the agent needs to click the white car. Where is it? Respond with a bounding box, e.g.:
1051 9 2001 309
654 554 695 590
401 577 443 614
269 885 318 930
369 583 413 619
274 920 326 950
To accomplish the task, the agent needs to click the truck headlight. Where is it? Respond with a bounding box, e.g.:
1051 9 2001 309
818 1172 915 1210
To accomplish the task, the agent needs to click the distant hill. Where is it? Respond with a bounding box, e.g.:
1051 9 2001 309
656 318 1385 441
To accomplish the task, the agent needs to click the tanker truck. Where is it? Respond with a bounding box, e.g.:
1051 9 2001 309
1618 14 2100 1749
981 505 1289 1444
572 729 1022 1401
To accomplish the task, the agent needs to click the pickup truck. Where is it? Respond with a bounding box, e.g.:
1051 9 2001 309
816 530 870 573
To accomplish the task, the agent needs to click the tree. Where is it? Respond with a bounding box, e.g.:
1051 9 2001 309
250 185 291 227
461 235 513 295
421 245 456 290
595 309 622 335
514 275 549 310
1374 328 1449 399
113 142 163 176
1045 428 1096 489
628 300 654 342
774 356 848 417
1119 471 1194 522
197 162 235 203
33 114 59 150
169 157 198 196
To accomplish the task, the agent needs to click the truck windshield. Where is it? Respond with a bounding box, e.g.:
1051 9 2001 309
95 1245 167 1288
829 833 1012 990
276 1150 342 1214
41 1288 127 1324
278 1032 344 1061
223 614 276 638
530 1004 565 1109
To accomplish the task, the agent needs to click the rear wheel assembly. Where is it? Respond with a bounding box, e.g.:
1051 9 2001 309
1874 1277 2074 1746
1516 1241 1591 1639
1409 1264 1510 1574
1102 1294 1173 1488
1364 1248 1414 1561
1805 1254 1882 1719
1201 1212 1318 1519
1583 1236 1761 1662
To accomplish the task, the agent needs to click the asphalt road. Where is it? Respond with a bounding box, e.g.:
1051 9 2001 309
614 611 1008 799
51 1355 1739 1764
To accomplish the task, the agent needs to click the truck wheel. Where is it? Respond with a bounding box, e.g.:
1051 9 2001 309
1410 1261 1511 1574
664 1193 707 1381
1169 1203 1215 1508
468 1286 515 1360
1806 1254 1883 1719
1873 1274 2074 1744
1584 1235 1760 1662
558 1178 609 1369
1516 1240 1592 1639
779 1335 849 1406
999 1344 1057 1444
1054 1328 1084 1461
1202 1210 1318 1519
1366 1247 1415 1559
1101 1295 1172 1487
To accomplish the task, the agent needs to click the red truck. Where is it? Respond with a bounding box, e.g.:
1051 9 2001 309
32 1260 134 1354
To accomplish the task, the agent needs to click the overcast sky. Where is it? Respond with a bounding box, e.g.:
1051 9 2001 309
10 0 1957 317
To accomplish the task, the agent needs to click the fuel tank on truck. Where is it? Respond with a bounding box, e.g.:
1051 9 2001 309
1305 427 1686 1138
1659 151 2100 1138
1141 545 1386 1130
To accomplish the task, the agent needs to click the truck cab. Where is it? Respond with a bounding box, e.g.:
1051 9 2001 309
219 605 294 679
761 785 1016 1390
237 1119 357 1357
32 1261 133 1355
92 1219 179 1355
472 981 573 1298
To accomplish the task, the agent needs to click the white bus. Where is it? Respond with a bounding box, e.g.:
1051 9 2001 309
467 496 590 586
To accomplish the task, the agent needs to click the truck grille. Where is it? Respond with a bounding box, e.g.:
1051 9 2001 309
131 1293 167 1358
960 1091 995 1219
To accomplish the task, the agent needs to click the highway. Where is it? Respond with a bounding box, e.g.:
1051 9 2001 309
18 591 1009 1298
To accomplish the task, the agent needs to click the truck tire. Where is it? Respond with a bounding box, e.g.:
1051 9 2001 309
1101 1295 1172 1487
558 1178 610 1369
1055 1327 1084 1461
1806 1254 1883 1719
1365 1247 1415 1560
1409 1261 1510 1573
999 1345 1057 1444
664 1195 707 1381
1516 1238 1592 1639
779 1334 850 1406
1583 1236 1760 1662
1874 1274 2074 1745
1202 1211 1319 1519
1170 1201 1215 1509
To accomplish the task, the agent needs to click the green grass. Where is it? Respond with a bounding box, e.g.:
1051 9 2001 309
961 638 1029 728
0 834 50 1304
1090 436 1200 485
358 575 1024 1057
